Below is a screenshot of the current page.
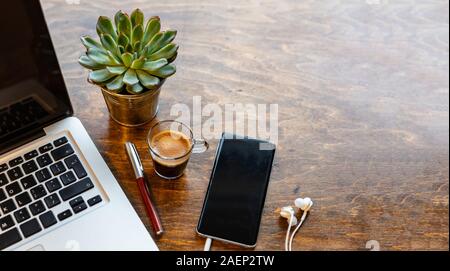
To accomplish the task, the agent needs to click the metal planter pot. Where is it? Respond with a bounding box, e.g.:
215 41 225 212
100 82 163 127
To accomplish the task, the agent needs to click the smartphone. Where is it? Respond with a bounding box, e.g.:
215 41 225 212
197 133 276 247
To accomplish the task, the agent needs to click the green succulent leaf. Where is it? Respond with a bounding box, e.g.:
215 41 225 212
106 74 125 92
167 52 178 63
142 32 163 57
117 33 129 48
125 43 134 53
142 16 160 48
118 45 125 54
158 30 177 50
148 64 176 78
114 10 126 30
117 13 132 39
100 34 117 54
96 16 117 41
131 9 144 27
141 59 168 72
136 70 160 89
130 58 145 69
78 55 104 70
89 69 115 83
123 69 139 85
133 41 141 53
121 52 133 67
126 82 144 94
80 36 104 52
106 66 127 75
106 51 122 65
87 49 116 66
131 25 144 47
148 44 179 61
147 30 177 55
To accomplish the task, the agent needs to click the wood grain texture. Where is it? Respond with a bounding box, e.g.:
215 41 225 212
40 0 448 250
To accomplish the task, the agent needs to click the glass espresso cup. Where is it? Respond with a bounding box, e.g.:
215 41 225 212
147 120 208 179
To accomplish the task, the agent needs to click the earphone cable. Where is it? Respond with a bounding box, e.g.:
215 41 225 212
204 238 212 251
285 212 294 251
288 208 309 251
289 214 305 251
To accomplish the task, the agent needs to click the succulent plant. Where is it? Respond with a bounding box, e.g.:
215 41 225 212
78 9 178 94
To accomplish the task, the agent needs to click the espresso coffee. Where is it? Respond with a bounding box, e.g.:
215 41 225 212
150 130 192 179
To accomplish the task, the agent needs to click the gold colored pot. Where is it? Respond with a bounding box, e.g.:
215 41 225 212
100 82 163 127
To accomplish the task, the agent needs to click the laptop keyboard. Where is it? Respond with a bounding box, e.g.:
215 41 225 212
0 136 103 250
0 97 49 141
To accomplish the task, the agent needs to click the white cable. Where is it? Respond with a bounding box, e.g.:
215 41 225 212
288 211 307 251
285 212 294 251
204 238 212 251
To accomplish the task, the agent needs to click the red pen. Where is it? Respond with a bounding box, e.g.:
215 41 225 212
125 142 164 236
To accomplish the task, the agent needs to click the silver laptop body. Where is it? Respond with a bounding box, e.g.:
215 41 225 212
0 0 157 251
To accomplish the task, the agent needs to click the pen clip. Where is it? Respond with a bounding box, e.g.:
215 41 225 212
125 142 144 179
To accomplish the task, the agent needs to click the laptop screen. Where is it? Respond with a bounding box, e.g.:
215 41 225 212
0 0 72 154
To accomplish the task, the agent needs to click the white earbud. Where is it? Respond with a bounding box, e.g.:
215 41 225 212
279 197 314 251
280 206 297 226
295 197 313 211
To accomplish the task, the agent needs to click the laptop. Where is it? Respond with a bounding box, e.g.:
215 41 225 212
0 0 158 251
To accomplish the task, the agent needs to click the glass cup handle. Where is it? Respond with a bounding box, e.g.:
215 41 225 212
192 139 209 154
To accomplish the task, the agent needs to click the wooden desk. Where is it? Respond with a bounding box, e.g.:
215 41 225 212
41 0 449 250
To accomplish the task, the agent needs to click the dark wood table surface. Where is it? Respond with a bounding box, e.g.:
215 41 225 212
41 0 449 250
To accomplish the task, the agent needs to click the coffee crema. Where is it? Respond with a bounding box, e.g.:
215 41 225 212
149 130 192 179
150 130 191 158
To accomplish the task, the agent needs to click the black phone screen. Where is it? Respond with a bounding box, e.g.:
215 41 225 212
197 134 276 247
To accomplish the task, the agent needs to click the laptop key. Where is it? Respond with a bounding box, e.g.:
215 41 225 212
51 144 74 161
45 178 62 192
0 215 15 231
29 200 46 216
88 195 102 207
22 160 38 175
8 157 24 167
39 143 53 154
0 188 6 202
36 153 53 167
0 163 7 173
60 171 76 186
14 207 31 223
20 218 42 238
72 163 87 179
7 166 23 181
57 209 72 221
0 199 17 214
30 185 47 200
53 137 68 147
20 175 37 189
15 191 32 207
0 228 22 250
39 211 57 229
24 150 39 160
69 196 84 207
50 161 66 176
73 162 87 179
65 156 87 179
64 155 78 167
73 202 87 214
0 173 8 187
44 194 61 208
5 182 22 197
59 178 94 201
35 168 51 183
